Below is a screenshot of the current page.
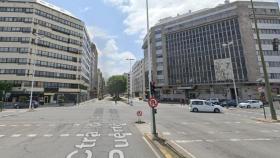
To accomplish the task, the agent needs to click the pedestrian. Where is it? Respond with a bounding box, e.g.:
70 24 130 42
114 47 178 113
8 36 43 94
183 99 186 106
115 97 117 104
180 99 183 106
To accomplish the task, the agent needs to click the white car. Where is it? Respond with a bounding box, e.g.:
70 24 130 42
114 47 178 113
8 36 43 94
238 100 263 108
189 99 223 113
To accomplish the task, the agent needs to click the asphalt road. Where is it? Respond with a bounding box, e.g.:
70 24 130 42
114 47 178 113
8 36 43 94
0 99 159 158
132 99 280 158
1 98 280 158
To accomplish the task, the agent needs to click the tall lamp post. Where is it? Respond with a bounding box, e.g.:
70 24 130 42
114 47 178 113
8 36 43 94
250 0 277 120
126 58 135 104
222 41 239 106
29 33 44 111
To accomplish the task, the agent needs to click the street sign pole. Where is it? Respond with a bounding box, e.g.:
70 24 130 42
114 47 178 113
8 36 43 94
146 0 157 138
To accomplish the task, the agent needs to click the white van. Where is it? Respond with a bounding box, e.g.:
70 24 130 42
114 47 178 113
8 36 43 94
189 99 223 113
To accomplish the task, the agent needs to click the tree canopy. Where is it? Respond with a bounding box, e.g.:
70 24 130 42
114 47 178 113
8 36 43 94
0 81 13 100
107 75 127 97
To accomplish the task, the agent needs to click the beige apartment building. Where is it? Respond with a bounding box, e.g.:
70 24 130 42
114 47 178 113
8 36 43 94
143 1 280 101
131 59 145 98
0 0 97 103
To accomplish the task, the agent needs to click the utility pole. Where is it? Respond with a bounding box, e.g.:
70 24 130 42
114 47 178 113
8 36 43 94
146 0 157 137
29 29 44 111
222 42 238 106
250 0 277 120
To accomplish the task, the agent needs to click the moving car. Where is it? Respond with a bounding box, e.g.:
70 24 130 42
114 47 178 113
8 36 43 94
238 100 263 108
14 100 39 109
221 100 237 107
189 99 223 113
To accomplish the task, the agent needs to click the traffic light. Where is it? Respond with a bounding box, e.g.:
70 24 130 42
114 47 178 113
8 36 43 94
272 38 279 51
150 81 156 96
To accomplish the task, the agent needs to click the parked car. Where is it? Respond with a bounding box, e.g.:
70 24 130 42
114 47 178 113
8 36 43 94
238 100 263 108
189 99 223 113
207 98 220 105
14 100 39 109
221 100 237 107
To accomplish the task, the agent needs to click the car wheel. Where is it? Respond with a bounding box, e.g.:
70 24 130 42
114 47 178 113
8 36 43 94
193 108 198 112
214 108 220 113
260 105 263 108
247 105 251 108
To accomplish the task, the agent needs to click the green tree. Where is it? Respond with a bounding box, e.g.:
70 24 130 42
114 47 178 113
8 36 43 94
107 75 127 99
0 81 13 101
0 81 13 111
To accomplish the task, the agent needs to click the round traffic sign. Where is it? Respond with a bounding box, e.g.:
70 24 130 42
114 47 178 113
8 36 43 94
137 111 143 116
148 97 158 108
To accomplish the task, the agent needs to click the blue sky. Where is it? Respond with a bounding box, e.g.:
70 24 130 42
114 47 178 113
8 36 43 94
44 0 278 79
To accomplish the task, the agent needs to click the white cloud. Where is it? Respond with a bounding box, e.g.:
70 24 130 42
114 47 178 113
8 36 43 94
99 38 136 79
104 0 277 40
86 25 135 79
87 25 117 41
80 7 91 13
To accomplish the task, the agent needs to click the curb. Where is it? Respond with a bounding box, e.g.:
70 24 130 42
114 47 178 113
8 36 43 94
144 133 192 158
254 118 280 123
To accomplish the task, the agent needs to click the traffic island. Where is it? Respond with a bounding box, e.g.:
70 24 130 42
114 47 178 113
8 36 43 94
144 133 190 158
254 118 280 123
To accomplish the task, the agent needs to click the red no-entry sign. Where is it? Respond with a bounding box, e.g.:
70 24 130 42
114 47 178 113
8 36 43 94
148 97 158 108
137 110 143 116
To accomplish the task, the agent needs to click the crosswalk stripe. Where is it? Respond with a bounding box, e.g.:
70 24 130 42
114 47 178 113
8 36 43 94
11 134 21 137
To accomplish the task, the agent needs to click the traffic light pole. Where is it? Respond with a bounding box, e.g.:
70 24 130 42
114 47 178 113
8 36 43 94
251 0 277 120
146 0 157 138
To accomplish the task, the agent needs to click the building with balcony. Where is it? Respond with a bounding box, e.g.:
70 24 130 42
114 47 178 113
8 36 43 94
0 0 96 103
143 0 280 101
131 59 145 98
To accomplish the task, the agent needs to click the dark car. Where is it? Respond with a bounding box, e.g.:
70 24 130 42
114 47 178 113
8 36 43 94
14 100 39 109
221 100 237 107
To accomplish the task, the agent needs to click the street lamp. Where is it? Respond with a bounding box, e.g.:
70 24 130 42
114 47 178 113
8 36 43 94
222 41 239 106
29 32 44 111
126 58 135 104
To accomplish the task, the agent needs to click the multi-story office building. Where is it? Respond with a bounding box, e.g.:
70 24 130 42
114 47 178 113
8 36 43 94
123 72 130 98
0 0 96 103
131 59 145 98
90 43 98 99
97 68 105 99
143 0 280 101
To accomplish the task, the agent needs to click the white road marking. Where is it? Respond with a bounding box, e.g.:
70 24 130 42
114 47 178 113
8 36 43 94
76 134 84 137
272 130 279 132
10 125 18 127
43 134 53 137
27 134 37 137
176 140 203 143
176 138 275 144
0 124 6 127
74 123 80 126
48 124 55 127
142 136 161 158
11 134 21 137
60 134 70 137
162 132 171 135
230 138 241 142
170 140 197 158
0 135 5 138
23 124 31 127
235 122 241 124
